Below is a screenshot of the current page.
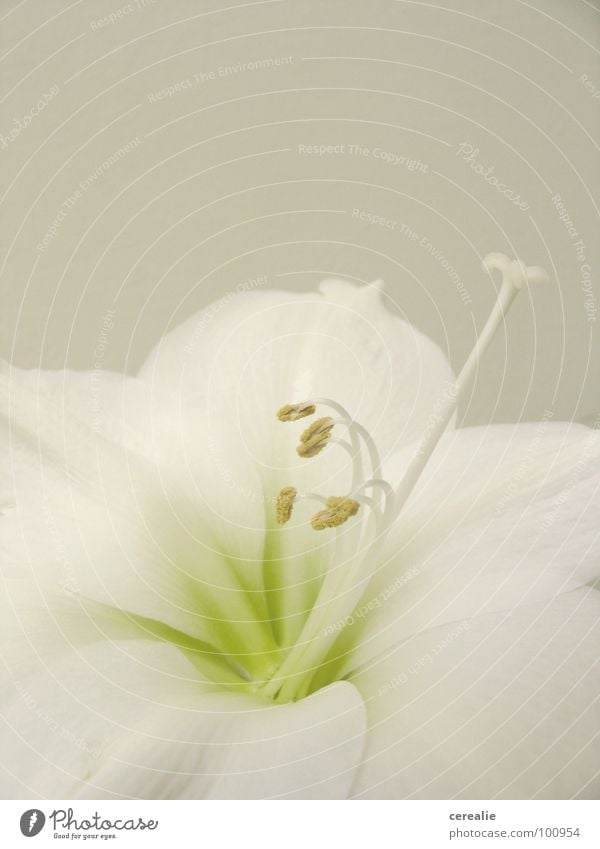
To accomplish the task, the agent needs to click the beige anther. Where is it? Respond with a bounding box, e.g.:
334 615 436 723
297 416 334 458
275 486 298 524
311 496 360 530
277 402 316 422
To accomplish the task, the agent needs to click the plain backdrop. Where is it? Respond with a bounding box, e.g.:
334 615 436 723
0 0 598 427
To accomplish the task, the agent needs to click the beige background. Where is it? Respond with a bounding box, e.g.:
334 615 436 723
1 0 598 427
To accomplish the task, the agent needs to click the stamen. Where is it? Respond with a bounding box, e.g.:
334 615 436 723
275 486 298 524
310 496 360 530
297 416 334 457
277 402 316 421
277 398 374 487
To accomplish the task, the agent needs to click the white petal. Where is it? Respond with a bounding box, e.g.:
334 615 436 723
337 422 600 671
91 681 365 800
0 367 278 673
0 638 227 799
350 588 600 799
0 637 366 800
0 362 268 588
0 363 157 459
139 281 455 471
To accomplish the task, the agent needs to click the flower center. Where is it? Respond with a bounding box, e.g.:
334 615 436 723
260 253 548 703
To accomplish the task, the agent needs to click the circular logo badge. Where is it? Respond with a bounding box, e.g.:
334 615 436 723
19 810 45 837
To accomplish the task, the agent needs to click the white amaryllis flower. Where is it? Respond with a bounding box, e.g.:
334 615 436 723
1 254 599 800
